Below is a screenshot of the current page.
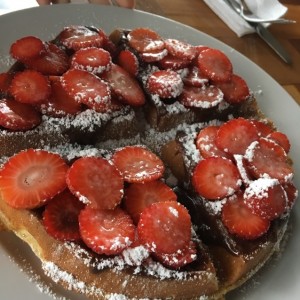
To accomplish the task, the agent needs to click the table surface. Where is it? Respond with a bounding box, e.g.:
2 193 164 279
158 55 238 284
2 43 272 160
135 0 300 106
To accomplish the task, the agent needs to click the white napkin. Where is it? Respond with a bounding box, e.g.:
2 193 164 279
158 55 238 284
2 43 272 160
203 0 288 37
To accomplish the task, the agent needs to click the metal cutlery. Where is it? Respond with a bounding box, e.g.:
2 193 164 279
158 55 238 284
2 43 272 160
224 0 292 64
227 0 296 24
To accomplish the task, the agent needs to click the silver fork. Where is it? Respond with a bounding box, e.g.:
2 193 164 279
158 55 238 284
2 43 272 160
227 0 296 24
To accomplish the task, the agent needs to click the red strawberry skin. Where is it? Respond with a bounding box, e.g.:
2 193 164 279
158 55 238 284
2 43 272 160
138 201 192 255
43 190 84 241
0 149 68 209
79 206 135 255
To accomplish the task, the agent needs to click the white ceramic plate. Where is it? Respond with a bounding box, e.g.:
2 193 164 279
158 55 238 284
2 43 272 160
0 4 299 300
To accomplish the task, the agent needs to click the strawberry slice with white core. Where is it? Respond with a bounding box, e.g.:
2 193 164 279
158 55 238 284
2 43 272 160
124 180 177 224
197 48 233 83
243 178 287 220
101 64 145 106
79 206 135 255
61 69 112 112
58 25 104 51
192 157 241 200
138 201 192 255
146 70 184 99
0 149 68 209
244 138 294 183
112 146 165 183
216 118 259 155
71 47 112 74
66 156 124 210
10 36 45 62
179 85 224 108
195 125 231 159
43 190 84 242
10 70 51 104
0 98 42 131
221 193 270 240
127 27 165 53
164 39 198 61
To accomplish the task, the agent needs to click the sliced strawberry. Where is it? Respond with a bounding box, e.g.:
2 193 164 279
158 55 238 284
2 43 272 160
195 45 210 54
0 98 41 131
140 48 168 63
245 138 294 183
0 72 15 95
197 48 233 83
98 28 117 56
234 154 254 186
43 190 84 242
25 43 69 76
179 85 223 108
66 156 124 210
216 118 259 155
10 36 45 62
250 119 273 137
39 76 82 117
221 193 270 240
0 149 68 209
158 55 191 70
138 201 192 254
146 70 183 99
283 182 298 210
195 125 231 159
79 206 135 255
123 180 177 224
154 241 197 269
61 69 112 112
214 74 250 104
244 178 287 220
192 157 241 200
57 25 103 51
267 131 291 153
71 47 112 74
127 28 165 53
9 70 51 104
164 39 198 61
182 66 209 87
101 64 145 106
112 146 165 183
117 50 139 77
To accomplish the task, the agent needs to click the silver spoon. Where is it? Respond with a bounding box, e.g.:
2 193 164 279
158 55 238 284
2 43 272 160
227 0 296 24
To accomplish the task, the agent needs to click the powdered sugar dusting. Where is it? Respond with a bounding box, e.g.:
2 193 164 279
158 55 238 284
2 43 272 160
244 178 279 200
